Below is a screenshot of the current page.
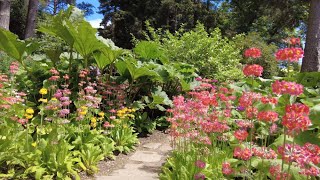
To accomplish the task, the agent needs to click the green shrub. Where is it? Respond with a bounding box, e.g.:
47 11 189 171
145 23 244 81
234 32 280 78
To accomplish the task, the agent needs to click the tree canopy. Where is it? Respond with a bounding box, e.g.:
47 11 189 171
98 0 309 48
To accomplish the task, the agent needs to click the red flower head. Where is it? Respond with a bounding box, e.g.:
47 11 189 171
275 48 304 62
289 37 301 46
257 111 279 123
243 64 263 77
234 146 253 160
234 129 249 141
222 162 233 175
244 48 262 58
282 103 311 135
271 80 304 96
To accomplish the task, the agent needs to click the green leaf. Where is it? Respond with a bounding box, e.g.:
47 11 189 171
67 20 104 59
115 61 128 76
93 47 123 69
134 41 168 64
309 104 320 126
0 28 26 60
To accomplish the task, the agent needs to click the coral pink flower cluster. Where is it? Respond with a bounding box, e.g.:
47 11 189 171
243 64 263 77
278 143 320 176
275 48 304 62
9 62 19 75
282 103 311 135
244 47 262 58
233 146 253 160
167 87 236 144
271 80 304 96
289 37 301 45
269 164 291 180
252 147 277 159
257 111 279 123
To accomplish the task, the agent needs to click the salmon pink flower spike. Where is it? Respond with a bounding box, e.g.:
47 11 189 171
271 80 304 96
243 64 263 77
244 47 262 58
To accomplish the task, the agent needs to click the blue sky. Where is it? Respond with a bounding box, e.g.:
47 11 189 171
78 0 104 27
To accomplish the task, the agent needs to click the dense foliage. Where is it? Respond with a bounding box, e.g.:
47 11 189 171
143 23 243 81
160 44 320 179
98 0 309 48
0 7 198 179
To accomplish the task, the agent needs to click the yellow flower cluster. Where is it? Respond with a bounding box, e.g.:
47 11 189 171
39 88 48 95
38 98 48 103
90 117 97 128
24 108 34 119
98 111 104 121
78 106 88 116
117 107 136 119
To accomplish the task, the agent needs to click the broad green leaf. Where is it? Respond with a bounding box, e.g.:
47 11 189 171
309 104 320 126
67 20 104 59
0 29 26 60
93 47 123 69
115 61 128 76
134 41 168 64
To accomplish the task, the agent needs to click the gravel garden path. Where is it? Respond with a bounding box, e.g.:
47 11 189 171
88 131 172 180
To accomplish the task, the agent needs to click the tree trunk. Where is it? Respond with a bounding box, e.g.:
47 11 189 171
0 0 11 30
24 0 39 39
301 0 320 72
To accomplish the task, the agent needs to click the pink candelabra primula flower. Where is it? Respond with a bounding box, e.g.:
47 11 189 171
194 173 206 180
271 80 304 96
289 37 301 46
239 92 262 108
261 96 278 105
243 64 264 77
275 48 304 62
9 61 19 74
245 107 258 119
282 103 311 135
222 162 234 175
235 120 254 129
244 47 262 58
269 164 291 180
233 146 253 161
252 147 277 159
195 160 206 169
257 111 279 123
234 129 249 141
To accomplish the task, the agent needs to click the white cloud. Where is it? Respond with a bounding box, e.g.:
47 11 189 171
88 19 103 28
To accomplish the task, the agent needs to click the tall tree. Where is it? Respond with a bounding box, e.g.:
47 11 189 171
223 0 309 42
98 0 213 48
10 0 27 38
0 0 11 30
24 0 39 39
301 0 320 72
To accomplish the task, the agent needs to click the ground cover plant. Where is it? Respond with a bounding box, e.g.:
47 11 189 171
161 39 320 180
